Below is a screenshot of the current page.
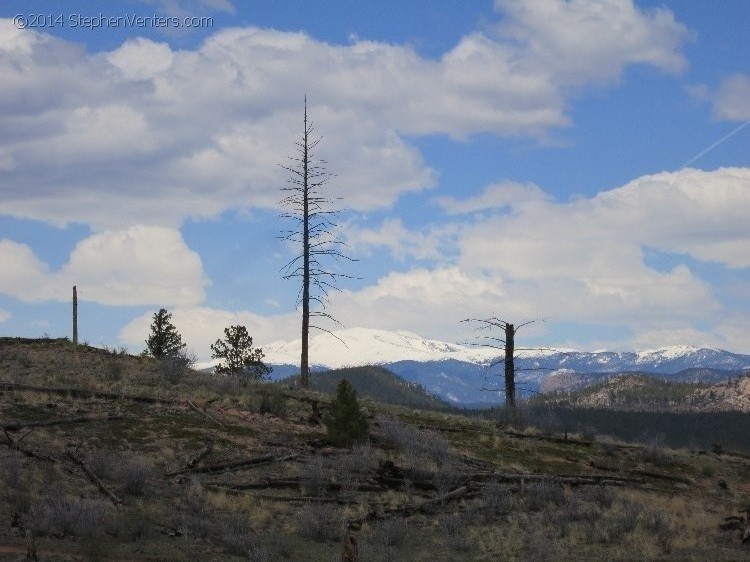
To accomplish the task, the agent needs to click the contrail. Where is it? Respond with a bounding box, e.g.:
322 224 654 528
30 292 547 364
681 119 750 169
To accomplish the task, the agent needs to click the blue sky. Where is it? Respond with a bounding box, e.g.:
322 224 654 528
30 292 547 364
0 0 748 360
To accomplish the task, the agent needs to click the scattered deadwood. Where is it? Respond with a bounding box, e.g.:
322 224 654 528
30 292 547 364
187 400 225 429
588 460 693 486
169 453 297 476
628 469 693 486
1 428 56 462
0 381 176 405
417 423 503 437
711 446 750 461
721 516 745 532
720 509 750 543
166 442 213 477
504 430 594 447
3 413 123 431
375 475 437 491
67 448 122 506
204 487 357 504
351 485 471 529
473 471 643 487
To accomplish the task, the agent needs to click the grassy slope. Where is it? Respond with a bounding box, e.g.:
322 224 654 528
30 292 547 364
281 365 452 410
0 339 749 561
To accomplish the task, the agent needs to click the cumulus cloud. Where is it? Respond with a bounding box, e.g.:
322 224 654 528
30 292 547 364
0 1 689 228
0 226 207 306
435 181 551 215
0 309 11 323
710 73 750 121
334 168 746 345
343 218 460 262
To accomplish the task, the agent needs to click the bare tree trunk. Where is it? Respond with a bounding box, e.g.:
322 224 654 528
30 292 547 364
280 97 355 389
301 101 310 389
505 322 515 409
72 286 78 346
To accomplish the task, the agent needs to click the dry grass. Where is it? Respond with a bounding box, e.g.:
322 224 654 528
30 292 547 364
1 339 749 560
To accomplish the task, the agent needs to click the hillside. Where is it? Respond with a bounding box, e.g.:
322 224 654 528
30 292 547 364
2 338 750 561
280 365 452 410
542 371 750 413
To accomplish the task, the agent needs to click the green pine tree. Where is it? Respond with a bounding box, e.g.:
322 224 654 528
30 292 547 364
324 379 369 447
210 325 271 386
144 309 186 359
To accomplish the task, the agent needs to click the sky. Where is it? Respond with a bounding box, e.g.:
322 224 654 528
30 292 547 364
0 0 748 362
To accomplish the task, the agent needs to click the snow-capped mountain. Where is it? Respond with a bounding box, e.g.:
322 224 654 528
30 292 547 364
262 327 498 368
262 327 750 406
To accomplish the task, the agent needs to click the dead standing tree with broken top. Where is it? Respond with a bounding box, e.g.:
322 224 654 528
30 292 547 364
462 317 544 410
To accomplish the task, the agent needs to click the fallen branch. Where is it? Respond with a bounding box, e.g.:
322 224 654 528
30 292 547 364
627 469 693 486
67 448 122 506
204 488 357 504
1 428 56 462
3 413 123 431
472 471 643 487
187 401 225 429
504 430 594 447
350 485 471 529
166 442 213 477
170 453 297 476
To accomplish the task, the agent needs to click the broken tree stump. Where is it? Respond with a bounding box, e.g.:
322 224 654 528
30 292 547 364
25 529 38 561
341 534 358 561
187 401 225 428
67 448 122 506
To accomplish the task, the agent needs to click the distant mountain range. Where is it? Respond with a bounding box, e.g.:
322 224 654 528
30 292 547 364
261 328 750 406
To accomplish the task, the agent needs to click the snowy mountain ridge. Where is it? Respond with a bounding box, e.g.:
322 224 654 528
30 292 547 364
262 327 500 368
262 327 747 372
260 328 750 406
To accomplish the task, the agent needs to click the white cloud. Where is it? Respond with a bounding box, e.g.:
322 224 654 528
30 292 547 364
329 167 747 345
0 2 689 228
494 0 690 85
0 309 11 323
0 226 208 306
436 181 550 215
329 267 506 340
710 73 750 122
343 218 459 262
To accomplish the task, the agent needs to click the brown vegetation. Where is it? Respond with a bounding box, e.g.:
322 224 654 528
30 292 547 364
0 338 749 560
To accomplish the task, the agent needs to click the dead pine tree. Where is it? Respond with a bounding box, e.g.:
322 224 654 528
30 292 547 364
72 285 78 346
279 97 356 389
461 317 546 410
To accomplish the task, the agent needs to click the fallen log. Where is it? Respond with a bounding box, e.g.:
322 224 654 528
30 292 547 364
187 401 225 429
0 381 176 404
1 428 56 462
3 413 123 431
469 470 644 486
628 469 693 486
67 448 122 506
166 442 213 477
351 485 472 529
504 430 594 447
203 487 356 504
170 453 297 476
